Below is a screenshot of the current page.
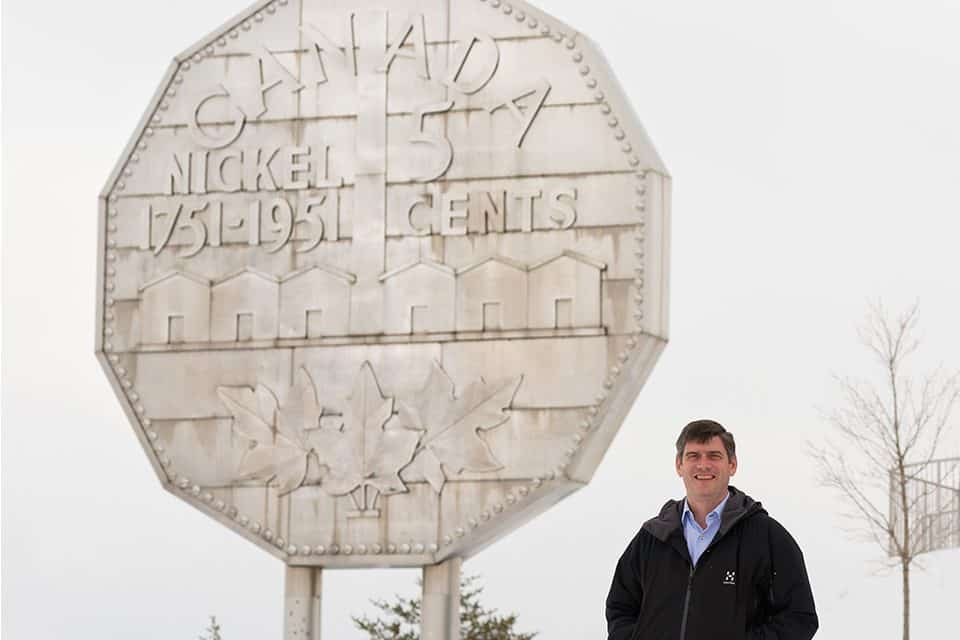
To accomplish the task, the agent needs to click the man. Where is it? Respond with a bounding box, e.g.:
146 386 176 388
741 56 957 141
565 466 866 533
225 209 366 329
605 420 818 640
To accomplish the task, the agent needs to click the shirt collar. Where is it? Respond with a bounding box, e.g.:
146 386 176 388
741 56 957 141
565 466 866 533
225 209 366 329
682 490 731 524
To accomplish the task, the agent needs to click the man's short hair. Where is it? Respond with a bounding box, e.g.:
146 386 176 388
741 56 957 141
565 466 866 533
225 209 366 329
675 419 736 460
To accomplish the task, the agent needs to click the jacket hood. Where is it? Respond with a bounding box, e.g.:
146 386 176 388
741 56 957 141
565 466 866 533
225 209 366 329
641 486 766 542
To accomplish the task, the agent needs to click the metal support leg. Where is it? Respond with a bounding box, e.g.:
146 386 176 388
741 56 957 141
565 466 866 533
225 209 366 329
422 557 461 640
284 566 322 640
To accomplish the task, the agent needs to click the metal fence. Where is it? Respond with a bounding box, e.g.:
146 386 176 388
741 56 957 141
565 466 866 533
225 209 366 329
889 457 960 556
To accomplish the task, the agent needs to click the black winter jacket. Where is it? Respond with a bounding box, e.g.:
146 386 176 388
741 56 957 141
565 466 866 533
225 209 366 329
606 487 817 640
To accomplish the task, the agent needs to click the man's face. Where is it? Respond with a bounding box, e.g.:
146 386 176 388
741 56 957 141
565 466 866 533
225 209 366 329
675 435 737 504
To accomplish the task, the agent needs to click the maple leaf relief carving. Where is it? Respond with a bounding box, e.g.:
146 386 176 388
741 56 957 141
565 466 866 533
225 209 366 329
399 362 523 494
309 362 421 507
217 363 420 508
217 361 523 506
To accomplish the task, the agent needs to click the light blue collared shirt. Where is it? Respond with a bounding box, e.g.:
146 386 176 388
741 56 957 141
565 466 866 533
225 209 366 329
682 491 730 566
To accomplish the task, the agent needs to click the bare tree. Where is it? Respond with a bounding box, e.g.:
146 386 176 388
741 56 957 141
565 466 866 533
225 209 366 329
810 302 958 640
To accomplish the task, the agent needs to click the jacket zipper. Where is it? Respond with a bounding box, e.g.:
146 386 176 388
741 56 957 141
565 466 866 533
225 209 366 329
679 545 714 640
672 500 751 640
679 564 694 640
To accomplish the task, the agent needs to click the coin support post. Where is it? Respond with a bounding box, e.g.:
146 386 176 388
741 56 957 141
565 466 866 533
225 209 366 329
422 557 462 640
284 566 322 640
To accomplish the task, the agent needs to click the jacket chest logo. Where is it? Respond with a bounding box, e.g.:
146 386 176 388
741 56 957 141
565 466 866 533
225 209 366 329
723 570 736 585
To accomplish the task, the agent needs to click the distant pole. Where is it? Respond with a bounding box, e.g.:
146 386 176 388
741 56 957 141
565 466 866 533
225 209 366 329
284 567 322 640
422 557 462 640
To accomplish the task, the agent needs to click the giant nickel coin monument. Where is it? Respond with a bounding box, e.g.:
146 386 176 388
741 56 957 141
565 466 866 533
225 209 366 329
96 0 670 637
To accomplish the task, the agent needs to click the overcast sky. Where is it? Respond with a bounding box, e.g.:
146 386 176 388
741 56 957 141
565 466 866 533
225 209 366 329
3 1 959 639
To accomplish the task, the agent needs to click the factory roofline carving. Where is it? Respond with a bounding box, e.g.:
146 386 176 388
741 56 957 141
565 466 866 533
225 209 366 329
281 264 358 285
456 255 529 275
378 260 457 282
529 249 607 272
141 251 606 298
213 267 280 287
139 269 210 292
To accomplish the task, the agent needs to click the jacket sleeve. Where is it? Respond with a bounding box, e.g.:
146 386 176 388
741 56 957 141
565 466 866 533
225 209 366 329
605 532 644 640
751 519 819 640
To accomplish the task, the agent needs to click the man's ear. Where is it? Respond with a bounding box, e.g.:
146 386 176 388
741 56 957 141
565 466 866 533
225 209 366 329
675 456 683 476
729 456 738 476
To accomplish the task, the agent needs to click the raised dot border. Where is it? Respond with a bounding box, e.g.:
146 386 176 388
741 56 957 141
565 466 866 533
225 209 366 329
118 0 650 560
